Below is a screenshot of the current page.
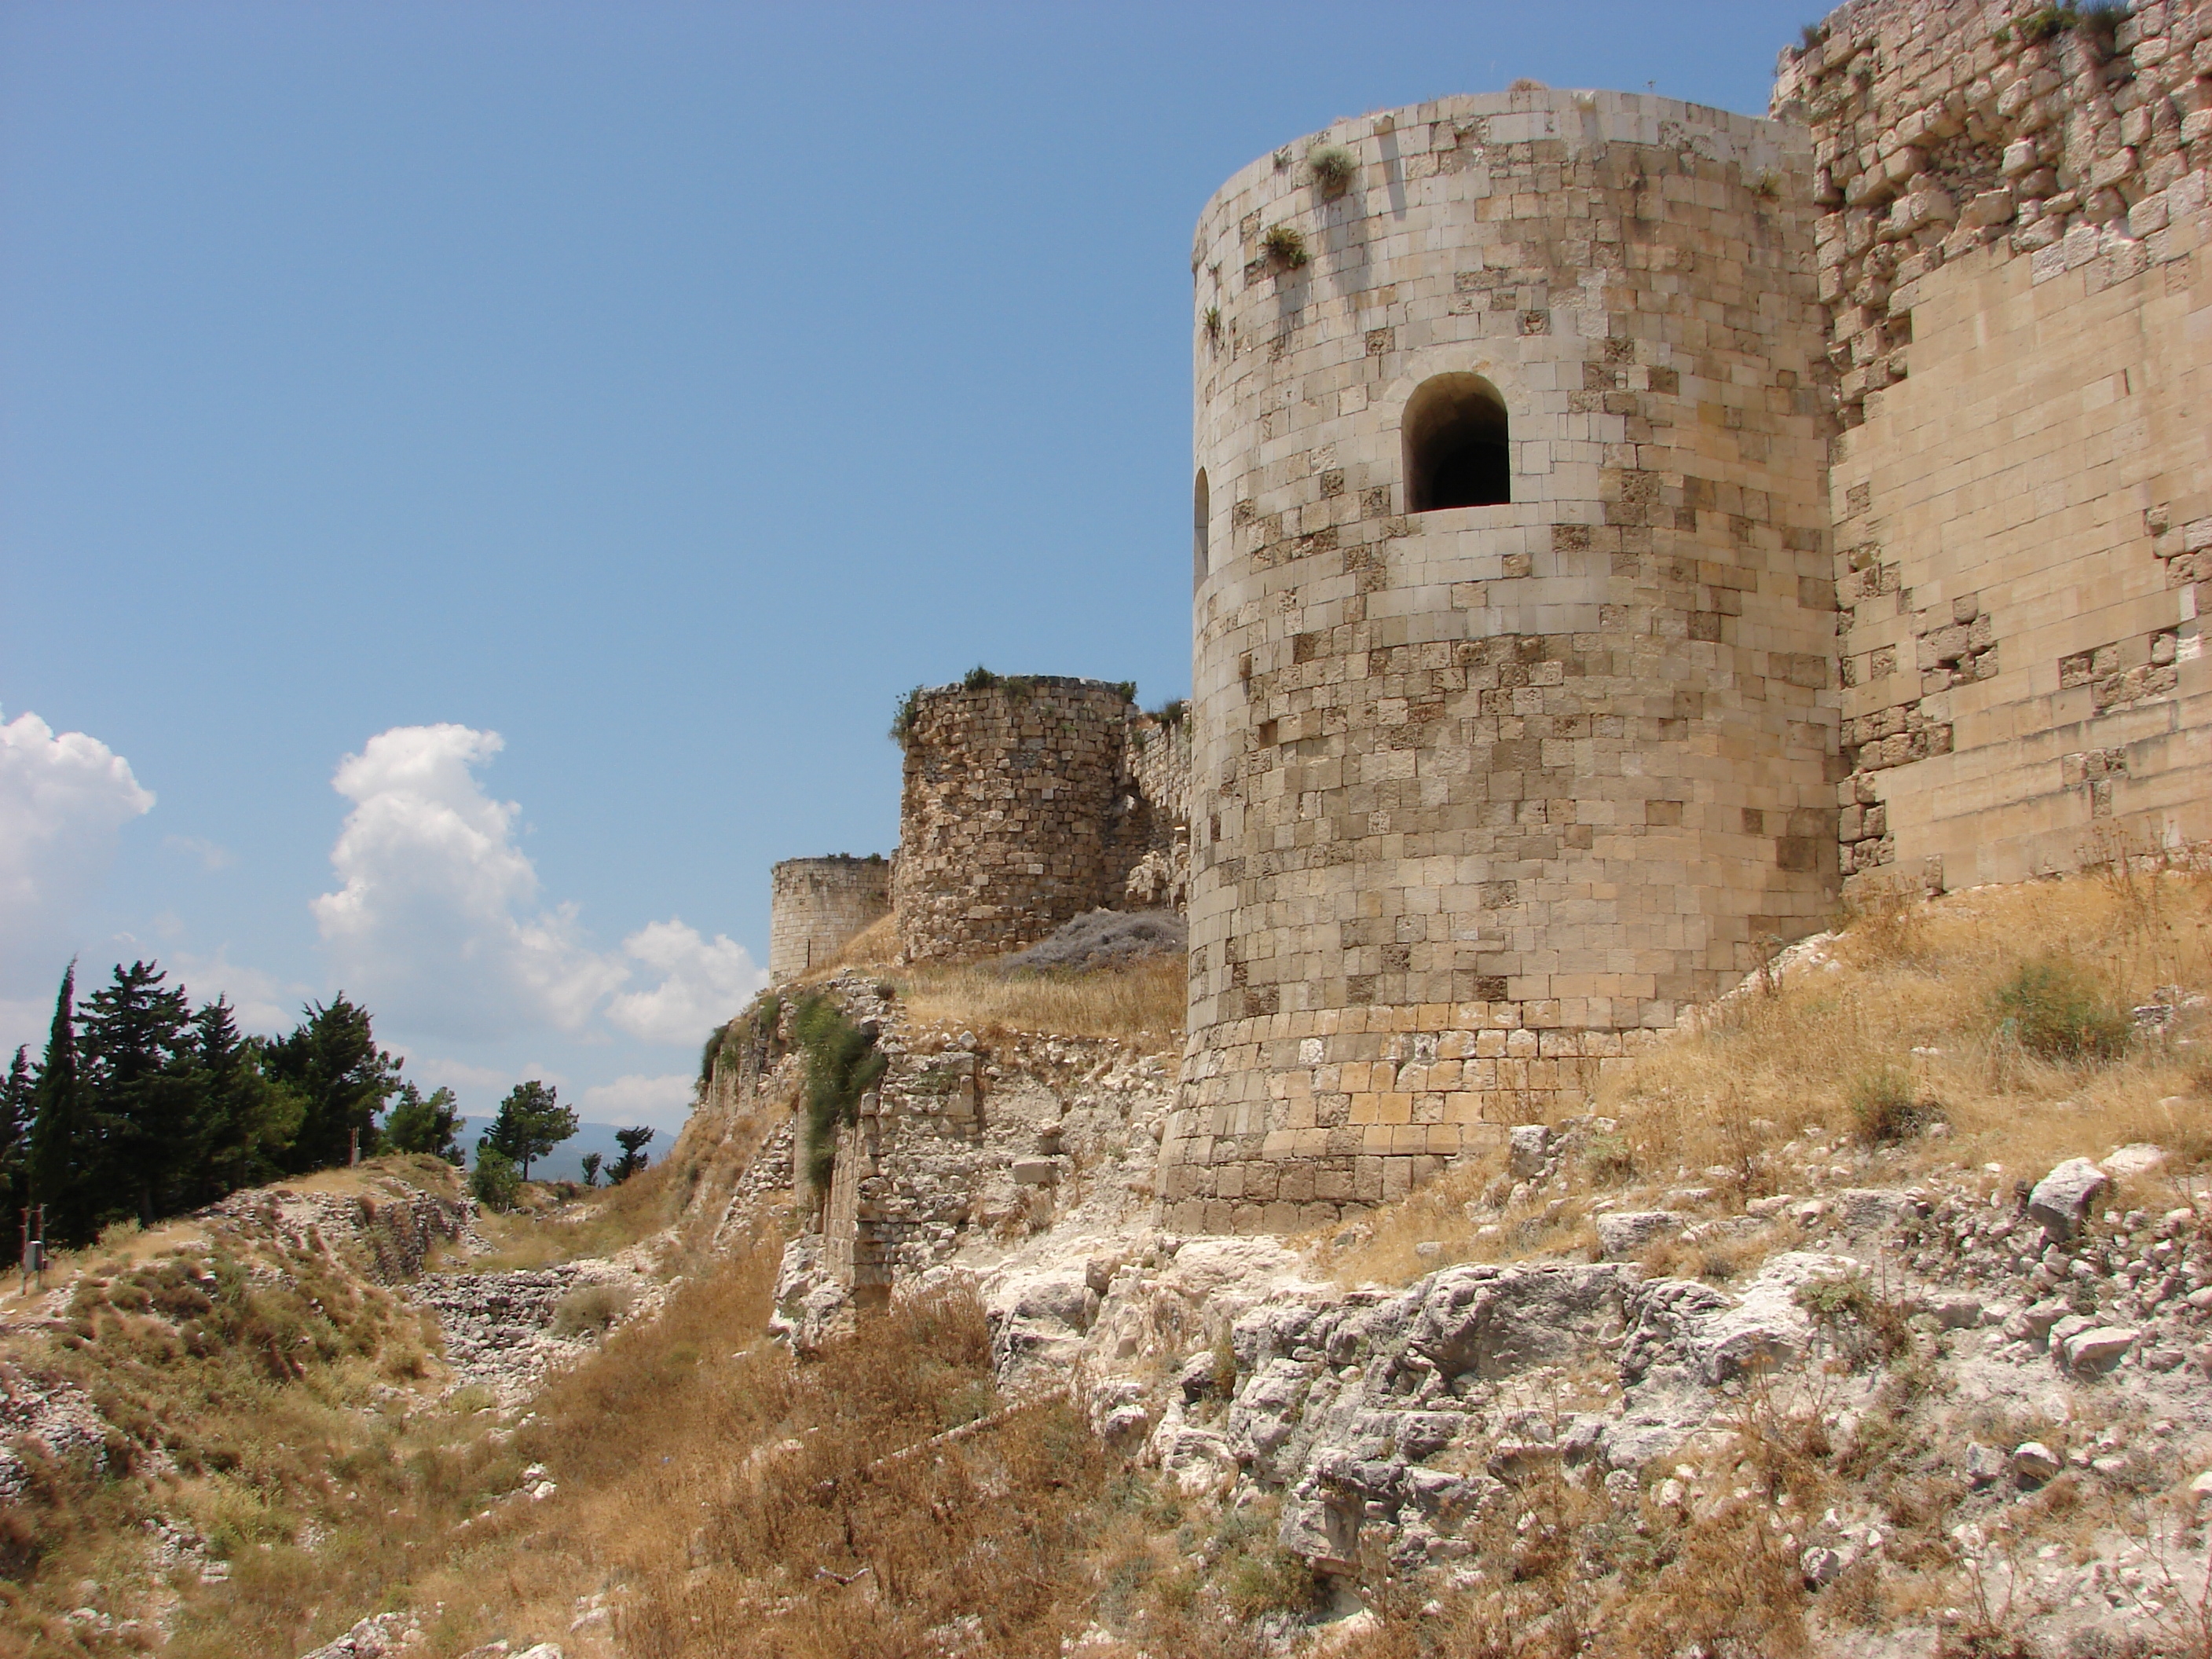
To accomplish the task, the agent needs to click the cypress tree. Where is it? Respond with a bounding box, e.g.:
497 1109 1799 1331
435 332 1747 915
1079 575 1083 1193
194 998 302 1202
0 1049 31 1265
26 965 93 1247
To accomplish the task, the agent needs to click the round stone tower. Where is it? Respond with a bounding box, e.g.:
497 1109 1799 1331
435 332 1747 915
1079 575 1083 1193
1164 90 1840 1233
892 676 1144 962
768 855 892 983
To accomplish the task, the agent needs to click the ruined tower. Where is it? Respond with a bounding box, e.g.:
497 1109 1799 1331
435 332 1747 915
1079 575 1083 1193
1162 90 1843 1233
891 676 1147 962
768 855 892 983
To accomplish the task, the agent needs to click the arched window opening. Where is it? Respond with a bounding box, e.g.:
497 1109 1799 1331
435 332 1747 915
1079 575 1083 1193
1193 468 1211 587
1404 373 1510 511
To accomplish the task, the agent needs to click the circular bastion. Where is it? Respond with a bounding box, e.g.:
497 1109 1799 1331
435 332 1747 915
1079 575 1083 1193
892 676 1146 962
768 855 892 983
1165 89 1842 1232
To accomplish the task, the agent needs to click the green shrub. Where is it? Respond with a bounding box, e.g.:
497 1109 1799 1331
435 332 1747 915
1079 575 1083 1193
1847 1066 1944 1143
1221 1547 1321 1619
1583 1132 1635 1182
888 685 923 745
1306 141 1357 196
1797 1273 1913 1365
962 664 1000 690
471 1146 522 1211
1261 224 1309 269
2020 5 2076 43
1990 957 2131 1062
792 994 888 1195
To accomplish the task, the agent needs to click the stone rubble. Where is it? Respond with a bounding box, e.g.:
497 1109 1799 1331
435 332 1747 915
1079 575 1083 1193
964 1142 2212 1656
409 1247 663 1407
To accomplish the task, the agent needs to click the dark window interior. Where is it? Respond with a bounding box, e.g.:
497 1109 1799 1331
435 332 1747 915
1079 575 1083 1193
1193 468 1210 586
1404 374 1510 511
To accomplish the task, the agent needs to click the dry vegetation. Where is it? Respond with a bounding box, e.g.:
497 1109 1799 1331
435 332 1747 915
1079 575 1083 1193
438 1163 683 1274
1329 865 2212 1286
20 868 2212 1655
800 911 1188 1046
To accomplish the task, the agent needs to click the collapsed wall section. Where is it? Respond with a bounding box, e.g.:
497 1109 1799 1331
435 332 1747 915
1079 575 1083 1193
768 855 892 983
1168 90 1839 1234
892 677 1146 961
1777 0 2212 886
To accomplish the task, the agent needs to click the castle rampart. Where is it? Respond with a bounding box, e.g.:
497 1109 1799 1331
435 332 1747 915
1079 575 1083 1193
1777 0 2212 888
892 677 1148 961
1163 90 1840 1232
768 855 892 983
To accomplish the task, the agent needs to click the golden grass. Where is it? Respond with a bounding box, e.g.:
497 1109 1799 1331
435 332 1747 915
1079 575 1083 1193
441 1158 683 1273
1325 870 2212 1286
791 907 1186 1047
810 910 899 976
1606 870 2212 1200
891 954 1185 1047
1 1155 465 1313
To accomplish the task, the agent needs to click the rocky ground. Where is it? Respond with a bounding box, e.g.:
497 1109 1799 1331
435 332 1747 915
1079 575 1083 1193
973 1130 2212 1657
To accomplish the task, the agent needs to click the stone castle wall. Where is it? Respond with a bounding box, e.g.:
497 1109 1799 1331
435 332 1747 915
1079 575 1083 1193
893 678 1148 962
1777 0 2212 887
1163 90 1840 1233
768 855 892 983
1128 710 1193 846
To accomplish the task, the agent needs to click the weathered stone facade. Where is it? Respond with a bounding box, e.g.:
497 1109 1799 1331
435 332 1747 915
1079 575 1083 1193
1164 90 1841 1233
1775 0 2212 888
768 855 892 983
892 678 1188 962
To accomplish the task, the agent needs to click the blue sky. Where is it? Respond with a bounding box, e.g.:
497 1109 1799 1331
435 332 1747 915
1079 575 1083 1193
0 0 1821 1130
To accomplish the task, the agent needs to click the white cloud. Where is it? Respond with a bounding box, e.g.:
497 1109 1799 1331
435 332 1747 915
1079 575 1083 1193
167 951 313 1036
311 726 764 1049
606 920 768 1045
394 1052 517 1096
0 708 156 994
579 1071 697 1130
165 834 235 872
311 725 624 1041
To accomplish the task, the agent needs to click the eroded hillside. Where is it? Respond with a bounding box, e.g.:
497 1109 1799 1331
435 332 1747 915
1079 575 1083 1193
8 871 2212 1658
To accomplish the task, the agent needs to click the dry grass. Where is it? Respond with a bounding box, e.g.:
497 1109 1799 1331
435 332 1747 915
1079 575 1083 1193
794 910 1187 1046
892 953 1185 1046
1602 871 2212 1202
1322 870 2212 1287
441 1159 683 1273
296 1238 1292 1658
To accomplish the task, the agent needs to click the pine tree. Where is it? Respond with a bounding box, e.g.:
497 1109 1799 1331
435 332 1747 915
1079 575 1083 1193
0 1049 31 1265
610 1125 654 1184
384 1082 464 1164
80 961 203 1224
194 998 302 1199
26 965 93 1247
478 1081 578 1181
265 996 401 1172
